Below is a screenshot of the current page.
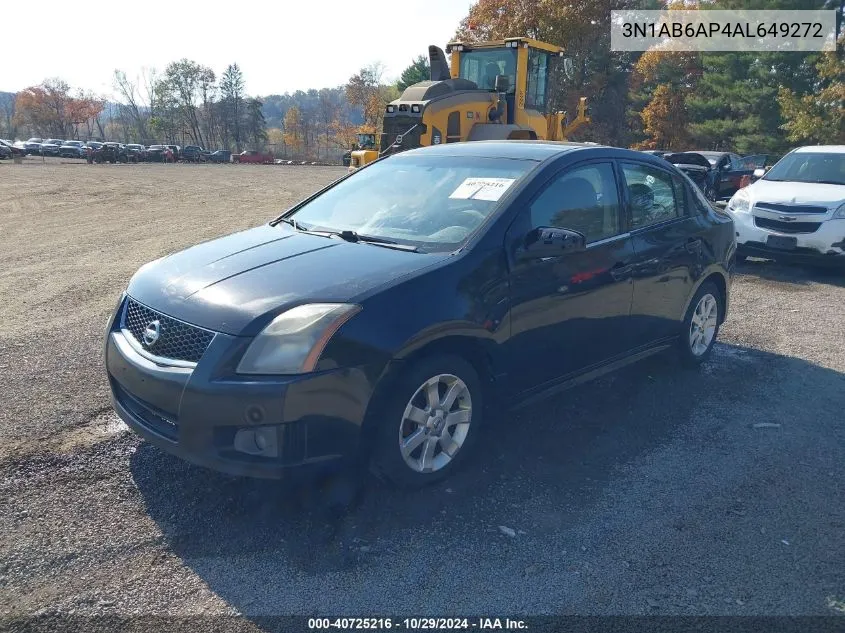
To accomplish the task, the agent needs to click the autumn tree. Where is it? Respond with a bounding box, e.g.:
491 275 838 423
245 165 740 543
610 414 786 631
283 105 304 155
778 36 845 144
14 79 103 138
346 64 391 132
630 50 701 149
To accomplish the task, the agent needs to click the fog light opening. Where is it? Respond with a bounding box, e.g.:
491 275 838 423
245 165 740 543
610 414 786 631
234 427 279 458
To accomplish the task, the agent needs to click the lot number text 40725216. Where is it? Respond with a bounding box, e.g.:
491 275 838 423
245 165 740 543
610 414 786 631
307 618 528 630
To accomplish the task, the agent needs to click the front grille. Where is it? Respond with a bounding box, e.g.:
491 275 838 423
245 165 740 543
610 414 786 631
754 202 828 215
123 298 214 363
380 115 423 153
754 216 822 234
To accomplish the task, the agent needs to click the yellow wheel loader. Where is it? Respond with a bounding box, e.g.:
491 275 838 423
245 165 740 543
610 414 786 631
348 36 591 171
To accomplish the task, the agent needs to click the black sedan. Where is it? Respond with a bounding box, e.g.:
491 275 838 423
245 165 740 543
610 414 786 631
694 151 767 200
105 142 735 487
40 139 65 156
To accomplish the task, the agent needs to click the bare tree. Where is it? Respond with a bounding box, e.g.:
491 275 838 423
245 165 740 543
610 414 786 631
113 70 150 141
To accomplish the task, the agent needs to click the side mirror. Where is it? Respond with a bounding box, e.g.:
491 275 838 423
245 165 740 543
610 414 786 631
753 168 765 178
521 226 586 259
494 74 510 93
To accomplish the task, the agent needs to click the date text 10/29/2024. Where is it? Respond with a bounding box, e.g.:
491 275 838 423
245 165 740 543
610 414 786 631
308 618 528 630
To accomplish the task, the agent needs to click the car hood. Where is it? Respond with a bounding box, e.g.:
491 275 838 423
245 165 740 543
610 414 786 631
127 224 449 335
747 179 845 207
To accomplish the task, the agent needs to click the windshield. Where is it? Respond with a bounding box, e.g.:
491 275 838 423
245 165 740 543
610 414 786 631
459 48 517 93
285 155 535 250
764 152 845 185
357 133 376 148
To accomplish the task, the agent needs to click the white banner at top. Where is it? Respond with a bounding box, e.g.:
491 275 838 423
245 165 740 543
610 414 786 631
610 10 838 52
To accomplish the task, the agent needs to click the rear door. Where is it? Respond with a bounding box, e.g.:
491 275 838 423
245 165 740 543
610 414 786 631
505 160 635 394
621 160 702 346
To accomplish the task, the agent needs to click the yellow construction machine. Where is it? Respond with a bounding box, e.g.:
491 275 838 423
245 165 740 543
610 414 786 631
349 36 591 170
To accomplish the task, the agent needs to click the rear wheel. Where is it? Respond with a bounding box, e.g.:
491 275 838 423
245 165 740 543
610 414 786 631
370 354 483 488
678 281 721 366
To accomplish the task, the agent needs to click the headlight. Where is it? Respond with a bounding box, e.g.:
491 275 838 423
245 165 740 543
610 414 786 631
833 202 845 219
728 189 750 213
236 303 361 375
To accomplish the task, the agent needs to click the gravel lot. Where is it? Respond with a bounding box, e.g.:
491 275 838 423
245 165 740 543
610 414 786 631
1 159 844 627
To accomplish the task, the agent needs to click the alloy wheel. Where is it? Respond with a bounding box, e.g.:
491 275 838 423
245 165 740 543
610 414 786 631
399 373 472 473
689 293 718 356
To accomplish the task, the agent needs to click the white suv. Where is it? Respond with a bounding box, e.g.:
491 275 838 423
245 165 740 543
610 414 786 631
726 146 845 265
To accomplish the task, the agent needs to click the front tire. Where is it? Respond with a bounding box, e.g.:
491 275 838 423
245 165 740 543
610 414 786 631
678 281 721 366
370 354 483 488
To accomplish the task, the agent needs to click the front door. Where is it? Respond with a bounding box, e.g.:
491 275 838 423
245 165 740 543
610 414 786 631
505 161 635 395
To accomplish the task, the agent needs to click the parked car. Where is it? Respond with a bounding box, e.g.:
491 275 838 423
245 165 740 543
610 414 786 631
40 139 65 156
94 142 129 163
663 152 717 199
59 140 86 158
181 145 207 162
233 149 274 164
104 141 734 486
208 150 231 163
694 151 767 200
23 138 43 155
145 145 167 162
0 139 24 159
726 145 845 266
125 144 147 162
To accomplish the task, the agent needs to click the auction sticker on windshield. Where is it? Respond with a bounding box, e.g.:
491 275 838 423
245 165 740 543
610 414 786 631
449 178 516 202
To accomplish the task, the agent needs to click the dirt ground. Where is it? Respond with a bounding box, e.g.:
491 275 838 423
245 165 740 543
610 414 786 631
1 158 844 628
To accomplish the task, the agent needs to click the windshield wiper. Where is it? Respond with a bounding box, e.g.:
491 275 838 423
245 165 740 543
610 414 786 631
279 221 419 252
335 230 420 252
813 180 845 185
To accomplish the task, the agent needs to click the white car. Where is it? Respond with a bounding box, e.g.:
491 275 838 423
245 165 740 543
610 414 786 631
726 146 845 265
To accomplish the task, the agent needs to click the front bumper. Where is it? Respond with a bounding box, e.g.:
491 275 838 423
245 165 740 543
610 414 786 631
731 209 845 264
105 304 376 478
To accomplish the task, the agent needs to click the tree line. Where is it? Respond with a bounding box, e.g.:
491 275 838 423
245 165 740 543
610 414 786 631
2 0 841 159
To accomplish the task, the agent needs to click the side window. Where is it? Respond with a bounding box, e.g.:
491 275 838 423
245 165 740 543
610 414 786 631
526 48 549 113
528 163 621 243
621 162 680 229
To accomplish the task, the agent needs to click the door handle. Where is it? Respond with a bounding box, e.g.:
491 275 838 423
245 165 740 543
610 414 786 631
610 262 633 281
685 238 702 254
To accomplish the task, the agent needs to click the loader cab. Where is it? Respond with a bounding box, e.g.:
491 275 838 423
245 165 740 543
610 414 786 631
356 133 377 150
447 37 563 123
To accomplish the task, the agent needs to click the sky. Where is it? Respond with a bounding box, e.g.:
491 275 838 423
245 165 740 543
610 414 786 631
3 0 472 99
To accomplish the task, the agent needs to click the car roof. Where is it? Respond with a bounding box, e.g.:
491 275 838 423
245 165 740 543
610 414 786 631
396 140 649 162
793 145 845 154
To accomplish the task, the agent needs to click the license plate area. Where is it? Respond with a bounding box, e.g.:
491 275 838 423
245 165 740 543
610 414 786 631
767 235 797 250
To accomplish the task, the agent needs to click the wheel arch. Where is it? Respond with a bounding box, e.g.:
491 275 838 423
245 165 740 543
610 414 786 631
682 268 730 324
358 333 499 457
